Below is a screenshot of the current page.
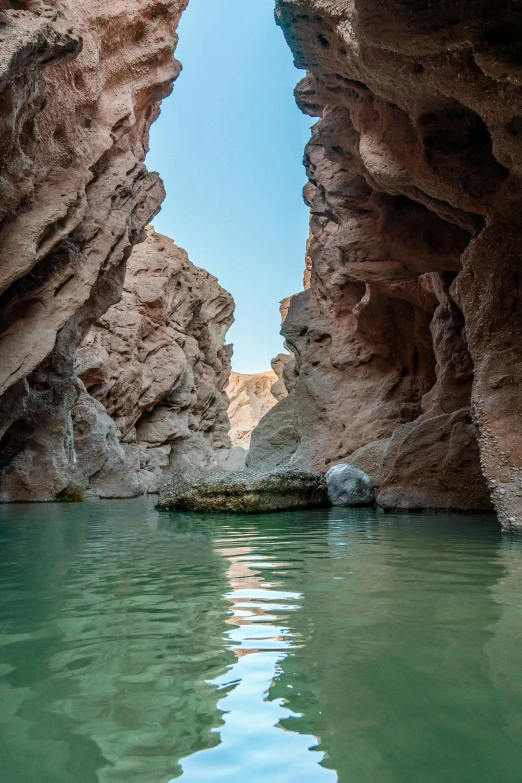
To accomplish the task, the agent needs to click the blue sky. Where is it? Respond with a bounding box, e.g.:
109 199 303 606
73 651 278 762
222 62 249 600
147 0 312 373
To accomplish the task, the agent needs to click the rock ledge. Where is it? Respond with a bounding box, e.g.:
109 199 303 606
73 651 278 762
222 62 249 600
158 468 328 513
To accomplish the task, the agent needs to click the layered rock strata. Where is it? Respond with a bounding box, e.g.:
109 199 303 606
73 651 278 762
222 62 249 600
75 227 234 495
255 0 522 526
0 0 188 501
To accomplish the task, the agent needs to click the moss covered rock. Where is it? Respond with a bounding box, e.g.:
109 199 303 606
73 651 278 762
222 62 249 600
158 468 328 513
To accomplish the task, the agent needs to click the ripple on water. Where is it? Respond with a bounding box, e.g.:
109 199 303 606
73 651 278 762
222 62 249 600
0 500 521 783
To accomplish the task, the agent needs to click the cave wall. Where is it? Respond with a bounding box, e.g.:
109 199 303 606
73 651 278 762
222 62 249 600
256 0 522 526
0 0 188 500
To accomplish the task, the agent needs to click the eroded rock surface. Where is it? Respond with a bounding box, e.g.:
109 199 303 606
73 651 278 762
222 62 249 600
158 467 328 513
326 463 375 507
258 0 522 526
0 0 188 501
76 228 234 494
246 394 300 472
270 352 293 401
226 370 279 449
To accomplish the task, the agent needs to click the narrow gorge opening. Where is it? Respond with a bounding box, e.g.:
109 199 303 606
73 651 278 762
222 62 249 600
0 0 521 524
143 0 313 466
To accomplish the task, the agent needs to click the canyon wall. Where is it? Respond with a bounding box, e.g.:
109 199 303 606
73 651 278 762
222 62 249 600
0 0 188 500
75 227 234 496
254 0 522 528
226 370 279 450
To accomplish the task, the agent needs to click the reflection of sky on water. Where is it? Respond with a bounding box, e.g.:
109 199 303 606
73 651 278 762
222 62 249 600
3 502 522 783
174 538 337 783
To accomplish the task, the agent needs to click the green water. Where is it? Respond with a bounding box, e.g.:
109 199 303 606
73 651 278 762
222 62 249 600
0 500 522 782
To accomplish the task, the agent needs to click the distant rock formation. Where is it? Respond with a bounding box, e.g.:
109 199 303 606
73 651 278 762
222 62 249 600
248 0 522 527
0 0 189 501
75 228 234 495
226 370 279 449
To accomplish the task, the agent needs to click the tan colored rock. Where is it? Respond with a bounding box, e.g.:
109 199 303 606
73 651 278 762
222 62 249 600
71 382 141 499
270 353 292 401
346 439 389 487
0 0 188 501
226 371 278 449
263 0 522 524
75 227 234 494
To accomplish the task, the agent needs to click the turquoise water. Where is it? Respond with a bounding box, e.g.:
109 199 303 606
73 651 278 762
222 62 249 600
0 499 521 783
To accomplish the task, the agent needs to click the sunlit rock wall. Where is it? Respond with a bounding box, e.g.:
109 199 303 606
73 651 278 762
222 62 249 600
226 371 279 450
0 0 188 500
259 0 522 526
76 228 234 496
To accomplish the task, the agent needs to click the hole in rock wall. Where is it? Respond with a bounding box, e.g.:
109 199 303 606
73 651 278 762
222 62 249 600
506 116 522 136
0 241 72 328
484 22 522 66
0 419 32 471
419 103 509 198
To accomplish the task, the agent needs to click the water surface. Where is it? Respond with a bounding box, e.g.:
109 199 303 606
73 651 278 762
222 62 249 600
0 499 521 782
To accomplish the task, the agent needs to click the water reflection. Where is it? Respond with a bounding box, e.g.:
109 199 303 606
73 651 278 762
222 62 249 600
272 509 522 783
0 500 233 783
176 535 336 782
1 501 522 783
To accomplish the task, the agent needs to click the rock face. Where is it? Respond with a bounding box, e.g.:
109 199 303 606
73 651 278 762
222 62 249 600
247 394 300 471
270 352 293 401
326 464 375 507
71 382 141 499
75 227 234 495
226 370 279 449
252 0 522 527
158 468 328 513
0 0 188 501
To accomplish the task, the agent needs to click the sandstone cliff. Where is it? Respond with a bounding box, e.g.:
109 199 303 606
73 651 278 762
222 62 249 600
226 370 279 450
75 227 234 496
250 0 522 528
0 0 187 501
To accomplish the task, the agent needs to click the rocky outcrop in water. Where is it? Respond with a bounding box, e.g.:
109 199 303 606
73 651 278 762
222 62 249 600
158 467 328 513
255 0 522 526
75 227 234 495
0 0 188 501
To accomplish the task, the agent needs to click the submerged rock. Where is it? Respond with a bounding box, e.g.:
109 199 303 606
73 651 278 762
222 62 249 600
158 468 328 513
326 464 375 507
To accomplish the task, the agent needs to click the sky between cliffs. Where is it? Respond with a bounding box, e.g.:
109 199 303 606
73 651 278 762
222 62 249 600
147 0 312 373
